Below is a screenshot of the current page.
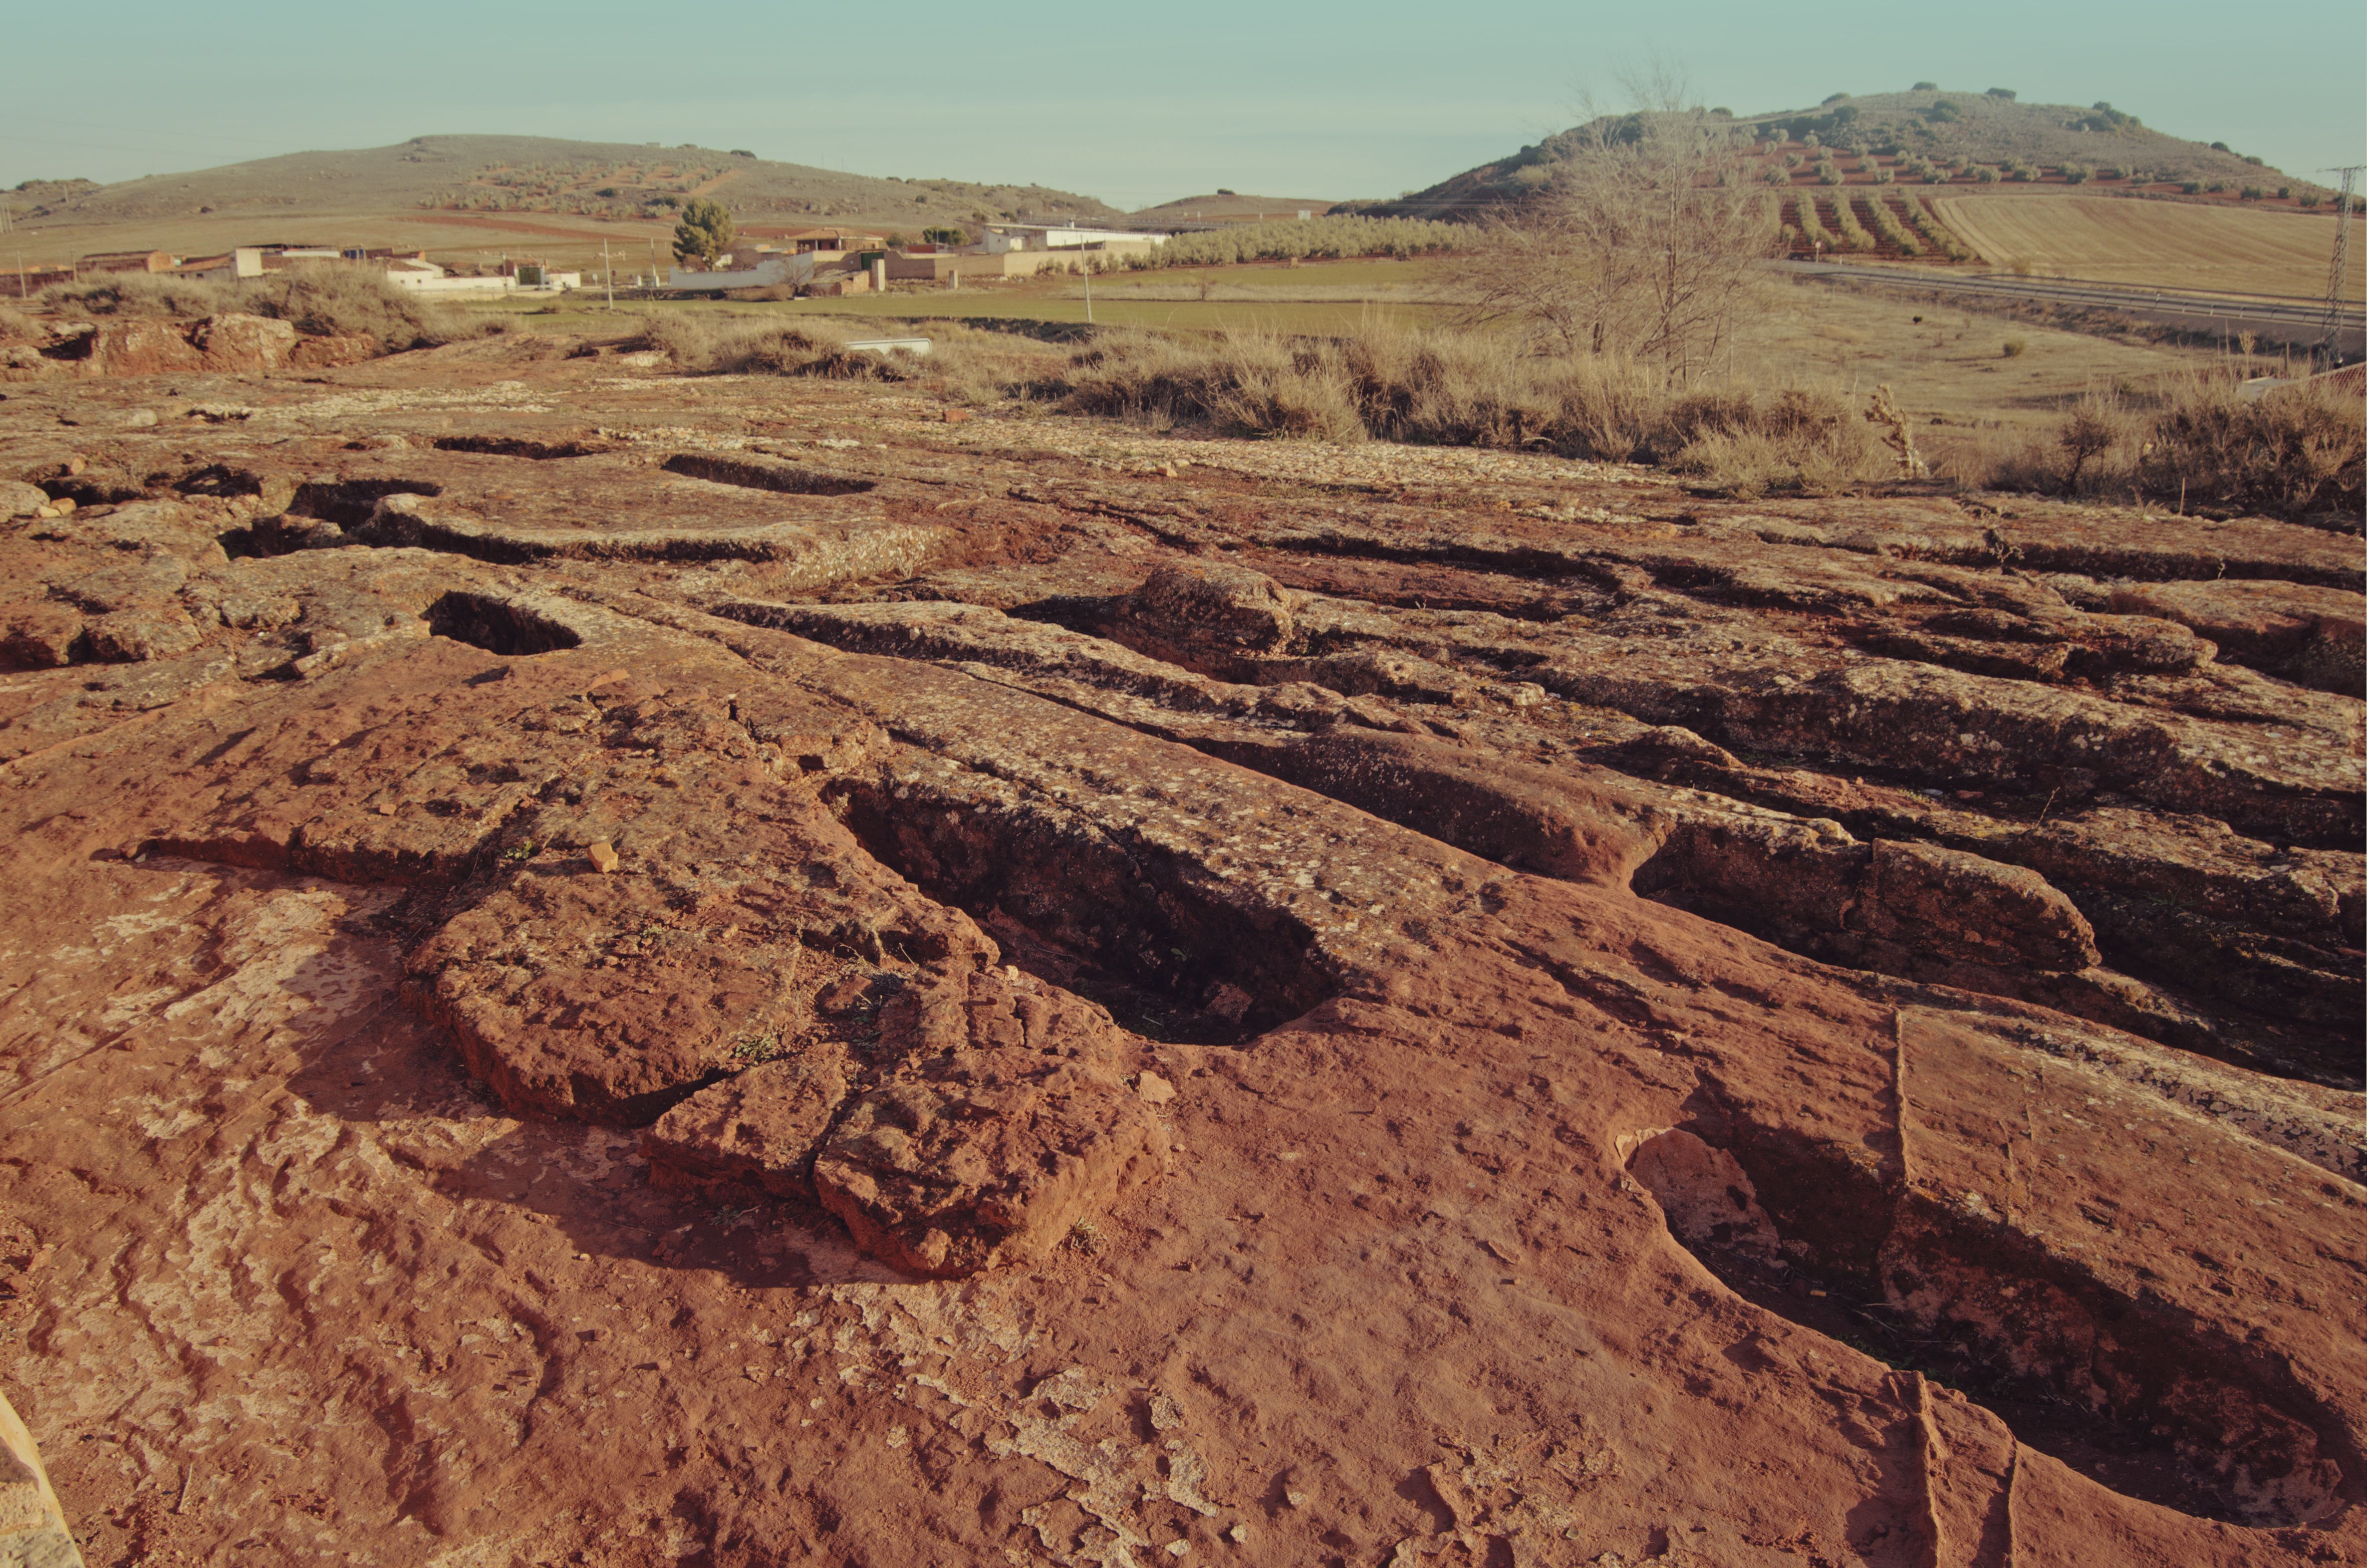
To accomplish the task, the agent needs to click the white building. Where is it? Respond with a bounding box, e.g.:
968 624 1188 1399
667 253 839 292
977 224 1169 254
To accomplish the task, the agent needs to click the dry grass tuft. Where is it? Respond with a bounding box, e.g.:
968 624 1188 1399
637 312 915 380
1061 323 1889 495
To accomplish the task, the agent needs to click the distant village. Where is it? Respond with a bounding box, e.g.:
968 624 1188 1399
11 219 1184 301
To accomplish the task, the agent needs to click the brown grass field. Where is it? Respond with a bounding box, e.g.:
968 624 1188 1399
1932 195 2365 302
483 256 2252 468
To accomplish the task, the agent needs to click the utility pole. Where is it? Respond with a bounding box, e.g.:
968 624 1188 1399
1082 250 1093 324
2318 165 2362 363
602 239 614 310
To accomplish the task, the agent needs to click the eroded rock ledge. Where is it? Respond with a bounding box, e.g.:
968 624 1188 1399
0 341 2359 1566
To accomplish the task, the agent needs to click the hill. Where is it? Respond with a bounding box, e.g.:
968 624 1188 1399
1125 193 1348 226
3 134 1121 237
1377 85 2331 220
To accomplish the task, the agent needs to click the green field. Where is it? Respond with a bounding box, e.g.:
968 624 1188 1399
472 257 1452 337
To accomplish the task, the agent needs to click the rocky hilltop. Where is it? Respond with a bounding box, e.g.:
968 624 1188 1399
0 335 2360 1566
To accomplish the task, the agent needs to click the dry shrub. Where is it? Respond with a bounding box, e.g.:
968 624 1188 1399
36 272 230 319
2140 375 2361 521
0 304 39 345
1956 374 2363 523
1662 386 1888 498
239 266 494 352
1336 326 1666 456
1062 330 1363 441
35 264 493 352
640 312 913 380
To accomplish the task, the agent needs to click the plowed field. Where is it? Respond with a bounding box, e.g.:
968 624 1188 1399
1934 194 2366 301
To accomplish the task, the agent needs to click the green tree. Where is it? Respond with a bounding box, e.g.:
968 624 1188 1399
922 225 968 247
673 198 736 266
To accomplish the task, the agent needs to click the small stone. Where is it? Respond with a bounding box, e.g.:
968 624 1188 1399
1204 984 1253 1024
1225 1523 1249 1545
1284 1490 1309 1509
51 496 76 514
123 409 160 428
1134 1069 1176 1106
1164 1543 1190 1559
942 408 973 424
586 840 621 873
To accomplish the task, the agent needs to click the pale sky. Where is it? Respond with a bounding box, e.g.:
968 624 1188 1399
4 1 2362 207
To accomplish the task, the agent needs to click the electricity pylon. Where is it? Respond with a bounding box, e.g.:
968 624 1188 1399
2322 165 2361 362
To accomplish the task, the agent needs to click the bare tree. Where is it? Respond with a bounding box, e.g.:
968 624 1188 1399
1455 77 1776 377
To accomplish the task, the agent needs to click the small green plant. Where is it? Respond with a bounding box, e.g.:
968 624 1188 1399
732 1033 784 1063
2241 186 2265 201
1975 166 2001 184
502 839 538 863
2180 180 2205 195
1067 1219 1104 1254
2001 338 2027 358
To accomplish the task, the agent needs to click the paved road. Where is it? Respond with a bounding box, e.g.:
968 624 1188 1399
1776 260 2362 358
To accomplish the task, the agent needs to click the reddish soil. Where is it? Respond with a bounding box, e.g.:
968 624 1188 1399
0 337 2359 1567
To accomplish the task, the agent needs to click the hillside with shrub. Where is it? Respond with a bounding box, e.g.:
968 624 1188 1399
1379 86 2337 220
4 135 1121 236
